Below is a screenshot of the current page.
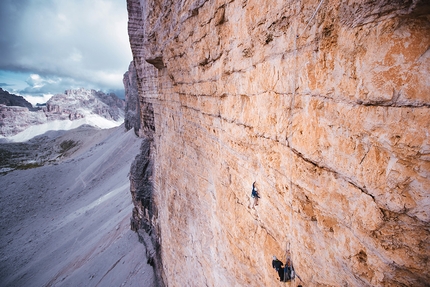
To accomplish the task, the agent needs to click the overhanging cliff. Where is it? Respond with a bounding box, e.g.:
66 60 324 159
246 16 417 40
126 0 430 286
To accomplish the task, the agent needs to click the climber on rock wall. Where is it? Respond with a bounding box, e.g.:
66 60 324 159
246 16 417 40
272 255 284 271
278 267 285 282
272 255 295 282
251 181 260 208
283 258 295 282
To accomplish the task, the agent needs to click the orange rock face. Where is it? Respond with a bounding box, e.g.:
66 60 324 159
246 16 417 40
126 0 430 286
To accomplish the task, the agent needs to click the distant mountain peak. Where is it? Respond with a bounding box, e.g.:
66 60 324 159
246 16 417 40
45 88 125 121
0 88 125 141
0 88 34 110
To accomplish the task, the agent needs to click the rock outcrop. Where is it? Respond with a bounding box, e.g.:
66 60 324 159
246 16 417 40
0 105 47 138
123 61 142 134
0 88 34 110
126 0 430 286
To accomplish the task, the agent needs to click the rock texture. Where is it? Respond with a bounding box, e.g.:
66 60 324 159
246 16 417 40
124 61 142 134
0 105 47 138
0 88 125 138
126 0 430 286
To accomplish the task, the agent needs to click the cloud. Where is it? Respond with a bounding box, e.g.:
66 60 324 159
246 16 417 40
20 73 125 97
23 94 55 106
0 0 132 97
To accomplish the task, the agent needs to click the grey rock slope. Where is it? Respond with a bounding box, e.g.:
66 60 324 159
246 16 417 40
0 124 156 287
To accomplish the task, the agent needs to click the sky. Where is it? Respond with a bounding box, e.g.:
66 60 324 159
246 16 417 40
0 0 132 100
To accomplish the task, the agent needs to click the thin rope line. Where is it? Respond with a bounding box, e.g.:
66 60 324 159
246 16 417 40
286 0 324 283
287 31 298 284
298 0 325 38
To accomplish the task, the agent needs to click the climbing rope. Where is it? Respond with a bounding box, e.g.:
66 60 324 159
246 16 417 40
284 242 292 282
285 0 325 284
298 0 325 38
285 28 298 286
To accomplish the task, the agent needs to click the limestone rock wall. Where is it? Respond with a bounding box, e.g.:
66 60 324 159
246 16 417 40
126 0 430 286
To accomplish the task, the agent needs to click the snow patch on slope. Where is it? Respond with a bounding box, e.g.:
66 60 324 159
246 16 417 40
1 114 123 142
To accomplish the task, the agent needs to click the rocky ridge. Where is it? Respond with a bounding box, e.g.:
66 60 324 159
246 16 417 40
0 88 125 139
126 0 430 286
0 88 34 110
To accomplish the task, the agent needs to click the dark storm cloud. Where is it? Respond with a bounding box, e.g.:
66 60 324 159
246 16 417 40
0 0 132 96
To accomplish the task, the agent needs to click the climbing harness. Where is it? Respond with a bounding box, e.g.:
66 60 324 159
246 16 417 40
285 0 325 284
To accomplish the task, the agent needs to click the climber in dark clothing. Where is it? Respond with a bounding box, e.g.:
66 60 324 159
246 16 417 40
278 266 285 282
251 181 260 208
283 258 295 281
272 255 286 281
272 256 283 271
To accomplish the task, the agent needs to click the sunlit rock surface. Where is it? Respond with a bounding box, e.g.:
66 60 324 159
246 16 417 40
126 0 430 286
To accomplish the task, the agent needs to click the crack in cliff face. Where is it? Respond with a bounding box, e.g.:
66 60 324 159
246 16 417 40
356 99 430 108
287 143 377 203
305 92 430 108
